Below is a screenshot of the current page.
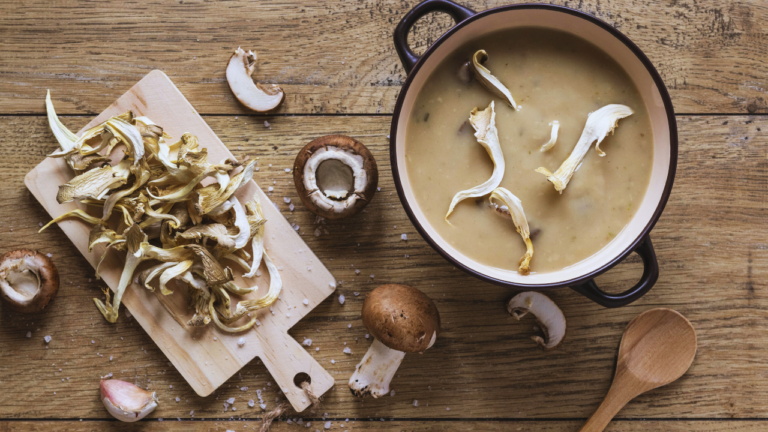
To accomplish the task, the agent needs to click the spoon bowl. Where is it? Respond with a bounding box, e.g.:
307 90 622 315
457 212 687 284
580 308 697 432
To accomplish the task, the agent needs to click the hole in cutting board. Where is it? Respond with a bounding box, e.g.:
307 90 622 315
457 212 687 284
293 372 311 388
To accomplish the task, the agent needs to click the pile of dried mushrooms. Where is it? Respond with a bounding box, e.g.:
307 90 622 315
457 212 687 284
40 91 279 332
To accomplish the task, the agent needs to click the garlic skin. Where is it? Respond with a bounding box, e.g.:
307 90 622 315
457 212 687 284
100 379 158 422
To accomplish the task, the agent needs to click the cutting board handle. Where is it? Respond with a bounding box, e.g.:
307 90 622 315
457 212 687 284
258 331 335 412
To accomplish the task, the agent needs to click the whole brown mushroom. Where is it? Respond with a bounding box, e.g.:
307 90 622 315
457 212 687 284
0 249 60 313
294 135 377 220
349 284 440 398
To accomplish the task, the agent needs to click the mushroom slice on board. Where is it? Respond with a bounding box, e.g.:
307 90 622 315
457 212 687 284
472 50 518 110
536 104 633 193
226 47 284 112
507 291 566 349
349 284 440 398
489 187 533 275
0 249 60 314
445 101 504 222
294 135 378 220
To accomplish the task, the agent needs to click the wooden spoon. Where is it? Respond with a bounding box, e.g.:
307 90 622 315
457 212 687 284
580 308 697 432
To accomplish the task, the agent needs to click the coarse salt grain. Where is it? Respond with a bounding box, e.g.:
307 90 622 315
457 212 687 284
43 335 51 343
325 421 331 429
268 186 274 192
338 294 345 304
401 233 407 241
413 400 419 407
25 331 31 338
237 337 246 347
303 298 309 305
343 347 351 354
283 197 291 203
302 338 312 346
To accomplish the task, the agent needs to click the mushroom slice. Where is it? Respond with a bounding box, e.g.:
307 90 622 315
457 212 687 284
472 50 518 110
45 90 79 158
0 249 60 314
39 209 106 233
536 104 633 193
294 135 378 220
57 159 132 204
506 291 566 349
243 197 266 278
539 121 560 152
226 47 284 112
194 159 256 214
176 224 236 251
489 187 533 275
445 101 504 222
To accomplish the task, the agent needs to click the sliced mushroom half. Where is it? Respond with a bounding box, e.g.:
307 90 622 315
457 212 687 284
294 135 378 220
226 47 284 112
506 291 566 349
0 249 60 313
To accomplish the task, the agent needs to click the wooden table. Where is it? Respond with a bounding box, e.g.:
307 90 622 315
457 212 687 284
0 0 766 430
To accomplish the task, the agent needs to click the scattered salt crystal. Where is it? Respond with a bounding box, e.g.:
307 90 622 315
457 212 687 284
316 347 319 351
353 292 360 296
401 234 407 241
303 298 309 305
170 385 173 389
227 397 235 404
338 294 345 304
260 403 267 410
39 222 43 227
325 421 331 429
413 400 419 407
355 269 360 275
248 399 255 407
25 331 31 338
314 228 321 237
237 337 246 347
390 390 395 396
329 281 337 289
286 312 291 318
347 324 352 328
447 407 451 411
302 338 312 347
343 347 351 354
264 121 270 128
293 224 300 231
289 203 295 211
365 334 370 339
176 397 180 402
46 253 52 258
283 197 291 203
331 359 335 364
370 274 375 279
109 356 113 361
91 340 95 344
268 186 274 192
284 168 291 173
377 187 381 191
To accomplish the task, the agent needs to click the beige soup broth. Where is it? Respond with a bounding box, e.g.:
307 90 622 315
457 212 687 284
405 28 654 274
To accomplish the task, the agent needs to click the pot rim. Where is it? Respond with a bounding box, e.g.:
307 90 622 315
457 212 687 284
389 3 678 290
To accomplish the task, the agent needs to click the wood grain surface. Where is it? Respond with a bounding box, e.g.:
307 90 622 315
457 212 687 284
1 0 766 115
1 0 766 430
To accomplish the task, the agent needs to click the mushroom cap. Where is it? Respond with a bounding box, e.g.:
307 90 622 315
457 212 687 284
0 249 60 314
361 284 440 353
293 135 378 220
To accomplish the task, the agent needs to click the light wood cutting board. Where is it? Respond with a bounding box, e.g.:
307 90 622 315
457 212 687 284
24 70 336 411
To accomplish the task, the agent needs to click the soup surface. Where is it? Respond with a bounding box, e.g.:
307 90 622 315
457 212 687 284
405 28 654 274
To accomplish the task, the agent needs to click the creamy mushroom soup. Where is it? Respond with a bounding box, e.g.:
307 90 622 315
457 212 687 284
405 28 654 274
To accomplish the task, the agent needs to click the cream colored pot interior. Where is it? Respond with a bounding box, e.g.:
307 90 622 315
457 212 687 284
395 8 671 285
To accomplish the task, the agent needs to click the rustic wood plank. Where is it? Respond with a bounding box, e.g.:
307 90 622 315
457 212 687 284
1 420 767 431
0 115 766 421
1 0 766 115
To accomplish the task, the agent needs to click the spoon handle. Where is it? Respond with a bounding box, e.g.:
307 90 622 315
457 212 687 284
579 379 639 432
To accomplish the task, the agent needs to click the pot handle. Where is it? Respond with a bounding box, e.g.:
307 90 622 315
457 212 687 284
570 236 659 308
394 0 476 74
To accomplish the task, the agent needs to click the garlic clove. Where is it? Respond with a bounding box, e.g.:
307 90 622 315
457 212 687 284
100 379 158 422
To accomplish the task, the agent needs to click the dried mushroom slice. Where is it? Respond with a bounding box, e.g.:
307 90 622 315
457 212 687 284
536 104 633 193
294 135 378 220
506 291 566 349
472 50 518 110
445 101 504 222
489 187 533 275
226 47 284 112
539 121 560 152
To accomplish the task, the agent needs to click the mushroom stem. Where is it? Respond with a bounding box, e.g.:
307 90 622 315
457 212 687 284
349 338 406 398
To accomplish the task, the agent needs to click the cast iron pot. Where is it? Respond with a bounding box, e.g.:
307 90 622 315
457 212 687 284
389 0 677 307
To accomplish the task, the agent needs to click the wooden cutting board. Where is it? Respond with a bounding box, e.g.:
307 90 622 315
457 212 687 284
24 70 336 411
